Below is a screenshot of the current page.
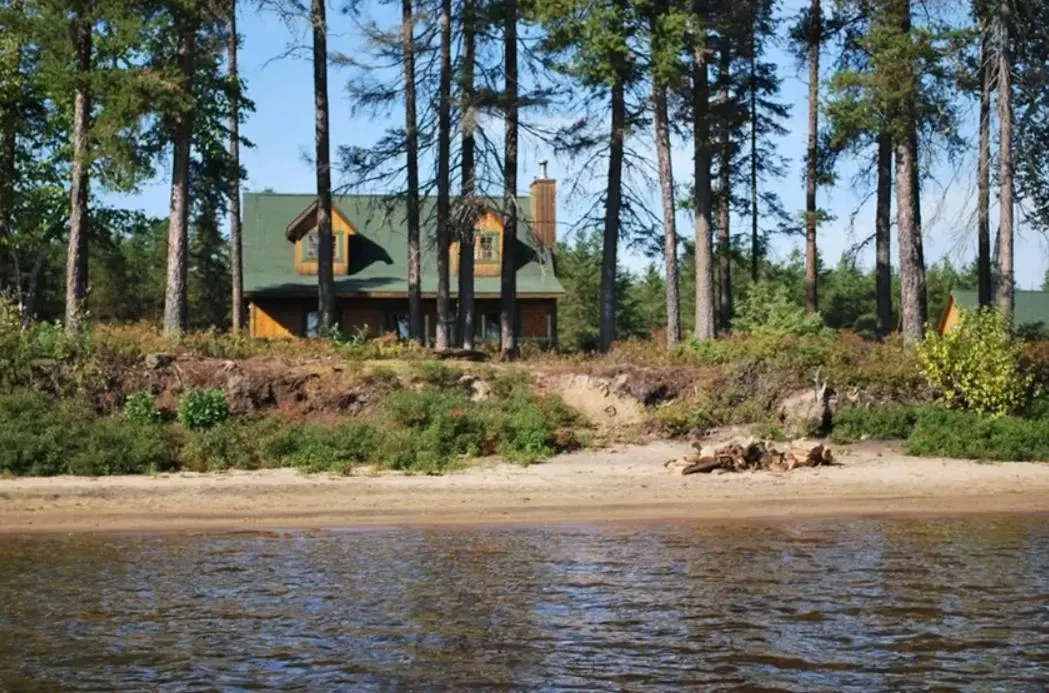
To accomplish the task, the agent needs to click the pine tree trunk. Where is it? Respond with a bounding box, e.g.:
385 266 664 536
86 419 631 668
500 1 518 359
456 0 476 350
599 79 625 352
894 0 925 345
875 131 892 337
163 13 195 335
228 0 244 333
717 38 731 329
0 0 23 293
804 0 820 315
66 1 92 331
996 0 1014 324
692 1 715 341
434 0 452 351
311 0 335 337
402 0 422 342
653 81 680 349
977 29 992 307
749 20 759 283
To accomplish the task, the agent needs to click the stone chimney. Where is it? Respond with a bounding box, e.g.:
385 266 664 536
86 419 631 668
529 160 557 249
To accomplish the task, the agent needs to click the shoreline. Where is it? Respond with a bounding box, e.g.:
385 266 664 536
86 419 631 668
3 440 1049 534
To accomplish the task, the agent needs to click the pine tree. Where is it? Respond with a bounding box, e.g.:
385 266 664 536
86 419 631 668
435 0 452 351
804 0 820 315
692 0 715 341
500 0 518 358
228 0 244 332
996 0 1015 323
66 0 92 331
311 0 335 337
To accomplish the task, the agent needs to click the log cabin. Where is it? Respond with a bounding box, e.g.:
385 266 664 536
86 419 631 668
243 173 564 344
938 290 1049 336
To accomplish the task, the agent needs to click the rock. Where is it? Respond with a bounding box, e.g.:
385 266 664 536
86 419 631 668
665 456 694 475
470 379 491 402
145 353 175 370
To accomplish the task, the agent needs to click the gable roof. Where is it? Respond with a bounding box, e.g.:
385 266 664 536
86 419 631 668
243 193 564 298
950 290 1049 332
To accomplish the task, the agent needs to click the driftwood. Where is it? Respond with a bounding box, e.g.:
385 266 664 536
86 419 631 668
667 440 833 476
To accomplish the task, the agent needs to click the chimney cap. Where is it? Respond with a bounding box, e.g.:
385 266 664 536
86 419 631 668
538 159 549 179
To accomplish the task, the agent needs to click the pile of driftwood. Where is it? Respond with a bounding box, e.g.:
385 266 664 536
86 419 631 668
666 440 833 476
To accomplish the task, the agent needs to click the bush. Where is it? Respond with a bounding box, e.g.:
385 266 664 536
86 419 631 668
905 408 1049 461
413 361 464 389
67 420 180 476
732 282 825 336
830 405 921 443
917 307 1034 417
124 391 161 424
178 388 230 429
180 423 264 472
260 421 379 473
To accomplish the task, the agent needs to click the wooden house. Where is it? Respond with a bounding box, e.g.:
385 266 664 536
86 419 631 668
243 173 564 344
938 290 1049 335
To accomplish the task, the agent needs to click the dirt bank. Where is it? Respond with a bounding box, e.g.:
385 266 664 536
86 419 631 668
2 441 1049 534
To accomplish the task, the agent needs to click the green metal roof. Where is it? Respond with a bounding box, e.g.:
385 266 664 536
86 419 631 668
951 290 1049 332
243 193 564 298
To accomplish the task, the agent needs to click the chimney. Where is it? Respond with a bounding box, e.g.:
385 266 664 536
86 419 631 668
529 160 557 249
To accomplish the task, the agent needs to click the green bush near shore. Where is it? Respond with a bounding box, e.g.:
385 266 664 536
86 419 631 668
829 405 922 443
904 409 1049 462
0 378 579 476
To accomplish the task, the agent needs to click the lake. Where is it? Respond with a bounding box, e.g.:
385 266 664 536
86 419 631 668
1 516 1048 691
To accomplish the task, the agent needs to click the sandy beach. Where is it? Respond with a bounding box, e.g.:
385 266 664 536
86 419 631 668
1 440 1049 533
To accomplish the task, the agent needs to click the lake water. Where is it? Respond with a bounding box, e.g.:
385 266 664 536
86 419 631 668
1 517 1048 691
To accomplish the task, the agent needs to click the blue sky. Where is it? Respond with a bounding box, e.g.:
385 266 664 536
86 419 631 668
112 0 1048 290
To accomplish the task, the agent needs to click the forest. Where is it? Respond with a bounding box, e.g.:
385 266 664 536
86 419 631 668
0 0 1047 354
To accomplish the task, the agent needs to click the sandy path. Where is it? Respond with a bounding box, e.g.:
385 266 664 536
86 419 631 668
2 441 1049 533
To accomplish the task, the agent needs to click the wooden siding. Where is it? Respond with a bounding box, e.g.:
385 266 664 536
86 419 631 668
451 210 504 278
938 296 961 334
249 296 557 344
249 301 303 339
529 178 556 248
294 208 356 276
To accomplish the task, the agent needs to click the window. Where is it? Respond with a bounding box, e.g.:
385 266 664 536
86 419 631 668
483 313 500 342
392 312 410 340
305 310 319 338
300 231 343 263
475 233 498 263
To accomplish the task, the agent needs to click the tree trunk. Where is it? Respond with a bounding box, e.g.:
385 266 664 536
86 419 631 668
893 0 925 345
996 0 1014 324
163 12 195 335
66 0 92 332
749 19 759 283
403 0 422 342
717 37 732 329
976 30 992 307
311 0 335 337
228 0 244 332
0 0 23 293
434 0 452 351
500 0 519 359
692 1 715 341
653 80 680 349
875 131 892 337
599 79 625 352
456 0 477 350
804 0 820 315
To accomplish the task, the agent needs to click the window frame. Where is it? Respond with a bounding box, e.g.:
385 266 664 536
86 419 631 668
474 232 499 264
299 229 345 264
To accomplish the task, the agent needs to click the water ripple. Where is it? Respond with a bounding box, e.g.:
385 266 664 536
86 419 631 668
1 516 1048 690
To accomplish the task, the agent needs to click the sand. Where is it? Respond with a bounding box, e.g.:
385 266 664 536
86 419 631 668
2 440 1049 534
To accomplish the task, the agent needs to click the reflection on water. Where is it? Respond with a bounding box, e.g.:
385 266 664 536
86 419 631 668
1 517 1049 690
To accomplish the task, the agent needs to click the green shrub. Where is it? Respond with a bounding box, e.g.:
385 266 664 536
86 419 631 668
124 391 161 424
732 282 825 336
905 408 1049 461
917 307 1034 417
180 423 264 472
178 388 230 429
260 421 379 473
830 405 921 443
413 361 463 389
67 420 180 476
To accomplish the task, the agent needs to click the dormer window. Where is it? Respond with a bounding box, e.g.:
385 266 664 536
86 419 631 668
300 230 344 264
475 232 499 263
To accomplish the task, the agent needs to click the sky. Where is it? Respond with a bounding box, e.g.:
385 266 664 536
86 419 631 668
110 0 1049 292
